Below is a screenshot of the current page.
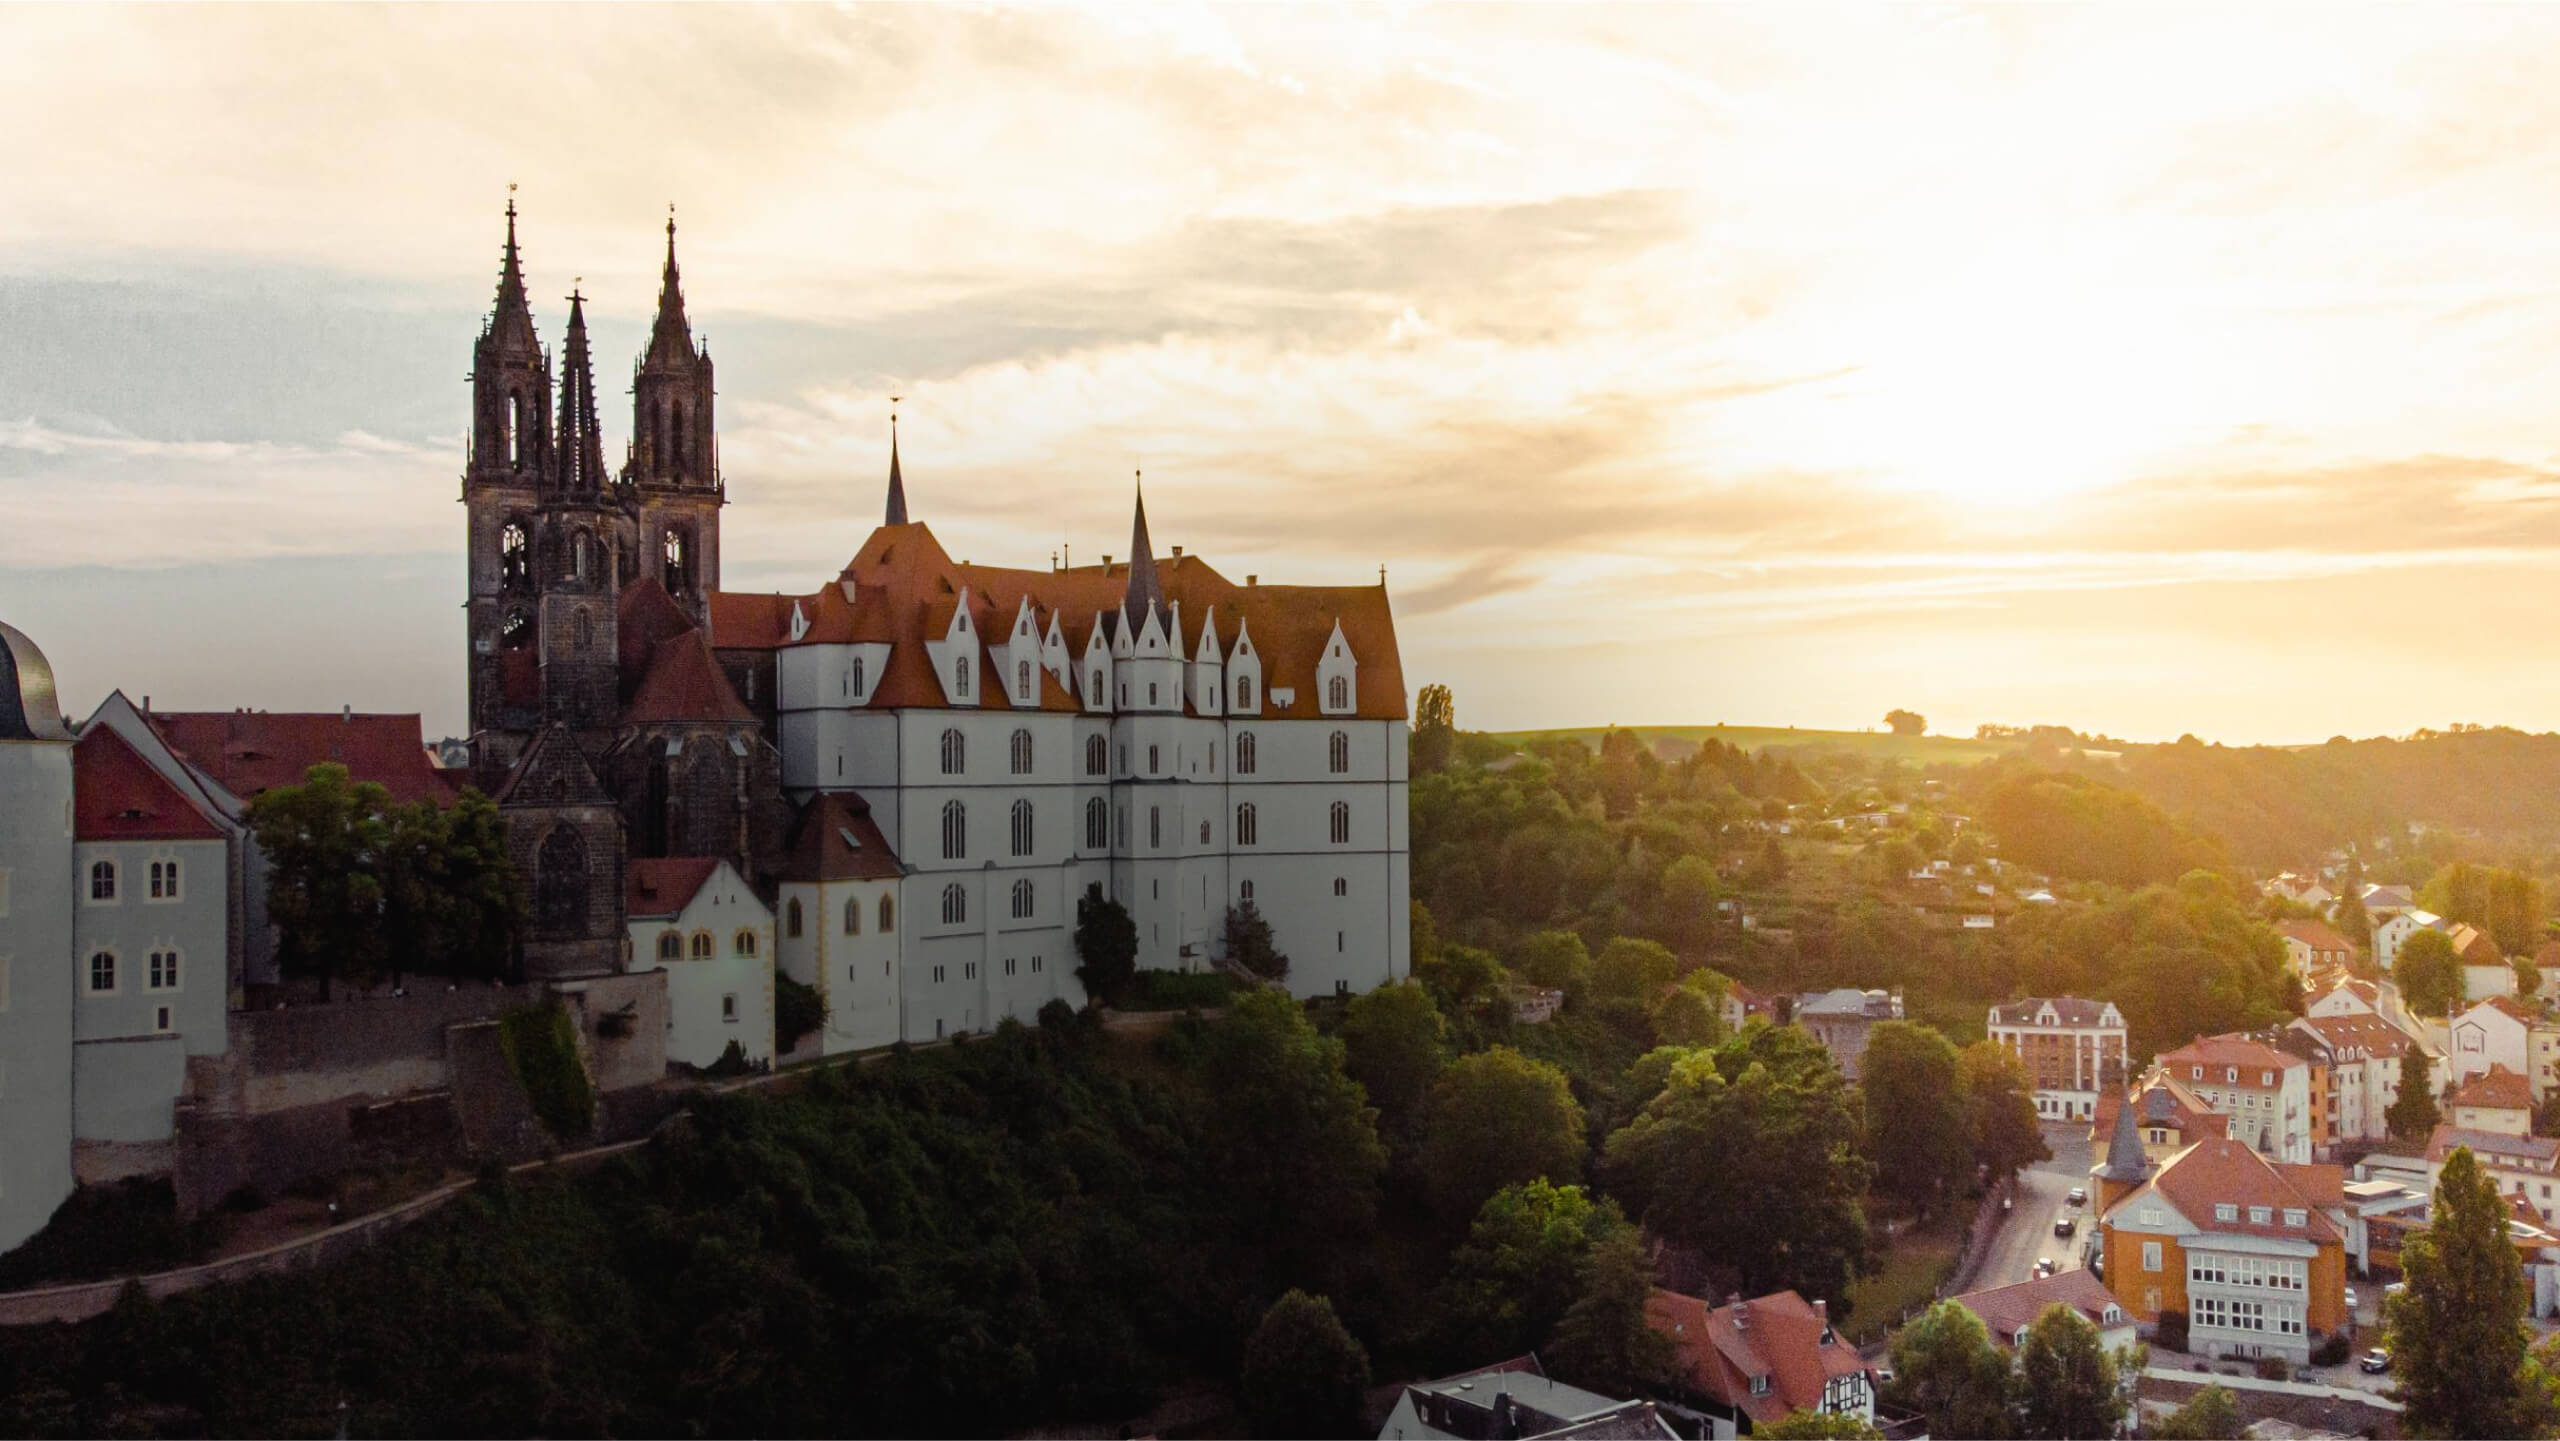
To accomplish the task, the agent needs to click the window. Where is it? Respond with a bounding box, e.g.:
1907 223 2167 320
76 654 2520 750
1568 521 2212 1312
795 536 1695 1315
1090 668 1104 706
1032 955 1043 974
1749 1375 1770 1398
1086 797 1108 849
1240 880 1255 902
934 965 946 984
2192 1066 2204 1080
1329 675 1349 710
954 657 971 697
1085 734 1106 775
942 883 967 925
89 951 116 992
878 895 895 933
2142 1241 2162 1272
1329 801 1350 845
1147 682 1158 705
1017 661 1032 701
573 608 594 652
2248 1206 2271 1225
1011 799 1034 857
1236 803 1257 846
154 1006 172 1034
1149 807 1162 849
536 828 589 936
500 521 531 588
1236 732 1257 774
1010 728 1033 775
691 932 714 959
1199 819 1210 844
659 931 683 961
1329 730 1349 774
1237 676 1254 709
1012 879 1034 919
843 897 862 935
942 800 967 860
1333 877 1348 897
2283 1207 2306 1227
1004 957 1016 976
2215 1203 2237 1222
89 860 117 902
734 930 758 957
147 950 178 991
966 961 978 980
1148 744 1160 773
851 656 866 695
148 859 180 900
941 728 966 775
786 898 804 938
722 994 738 1023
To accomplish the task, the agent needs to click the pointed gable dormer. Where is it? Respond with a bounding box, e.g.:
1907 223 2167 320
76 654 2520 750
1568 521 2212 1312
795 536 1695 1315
1191 604 1224 717
928 586 981 707
1041 612 1072 691
1081 617 1114 712
1226 617 1262 715
1315 616 1359 715
1004 595 1046 707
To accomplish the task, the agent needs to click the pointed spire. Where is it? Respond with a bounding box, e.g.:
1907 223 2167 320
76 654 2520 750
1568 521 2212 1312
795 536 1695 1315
487 189 539 351
1123 470 1166 626
885 398 909 525
644 205 696 370
556 286 607 492
2099 1072 2152 1184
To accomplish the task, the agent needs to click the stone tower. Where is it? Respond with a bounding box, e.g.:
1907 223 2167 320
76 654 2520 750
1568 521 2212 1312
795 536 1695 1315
463 199 557 751
625 215 722 627
530 287 628 735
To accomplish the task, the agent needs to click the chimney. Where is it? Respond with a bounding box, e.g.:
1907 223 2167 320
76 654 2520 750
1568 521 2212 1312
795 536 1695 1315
1103 555 1114 567
1171 544 1183 558
1247 574 1258 586
1730 1293 1749 1329
341 705 352 723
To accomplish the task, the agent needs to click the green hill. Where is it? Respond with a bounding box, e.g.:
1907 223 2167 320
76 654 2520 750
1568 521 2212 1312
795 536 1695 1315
1489 724 2022 768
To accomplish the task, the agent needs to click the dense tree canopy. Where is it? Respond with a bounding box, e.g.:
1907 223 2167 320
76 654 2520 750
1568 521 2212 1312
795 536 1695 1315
1419 1048 1586 1222
1429 1180 1629 1366
1240 1290 1370 1440
1861 1021 1971 1216
1339 980 1446 1125
2389 1146 2538 1439
1887 1299 2015 1440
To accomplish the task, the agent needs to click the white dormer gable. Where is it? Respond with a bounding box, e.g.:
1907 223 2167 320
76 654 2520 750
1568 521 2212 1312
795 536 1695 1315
1001 596 1046 707
1315 618 1358 715
789 600 810 642
926 588 982 707
1134 603 1170 657
1041 612 1072 688
1081 618 1114 711
1190 604 1223 717
1227 619 1262 715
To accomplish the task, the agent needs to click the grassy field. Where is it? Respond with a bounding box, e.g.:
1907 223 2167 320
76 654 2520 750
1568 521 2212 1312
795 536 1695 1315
1488 724 2024 768
1844 1209 1965 1342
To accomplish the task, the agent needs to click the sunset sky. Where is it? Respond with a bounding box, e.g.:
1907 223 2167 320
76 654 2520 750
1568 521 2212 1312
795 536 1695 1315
9 5 2560 745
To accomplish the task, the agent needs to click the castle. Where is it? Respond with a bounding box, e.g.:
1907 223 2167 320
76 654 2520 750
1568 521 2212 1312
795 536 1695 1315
0 203 1413 1258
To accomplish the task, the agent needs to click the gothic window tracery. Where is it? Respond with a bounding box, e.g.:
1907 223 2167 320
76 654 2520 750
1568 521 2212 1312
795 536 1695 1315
536 827 590 937
499 522 532 591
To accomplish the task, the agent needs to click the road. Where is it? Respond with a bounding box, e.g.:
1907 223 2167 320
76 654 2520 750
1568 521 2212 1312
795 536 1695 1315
1973 1122 2097 1294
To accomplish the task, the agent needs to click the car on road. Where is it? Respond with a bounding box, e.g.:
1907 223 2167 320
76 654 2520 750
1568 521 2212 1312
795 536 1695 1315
2034 1257 2054 1277
2360 1349 2391 1375
2066 1186 2088 1206
2053 1213 2077 1238
2345 1287 2359 1315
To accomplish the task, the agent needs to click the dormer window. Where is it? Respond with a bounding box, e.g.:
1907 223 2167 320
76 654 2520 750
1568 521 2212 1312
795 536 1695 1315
1749 1375 1771 1397
2249 1205 2271 1224
954 658 971 697
1237 676 1254 709
2215 1203 2238 1222
2283 1208 2306 1227
2193 1066 2204 1080
1328 675 1349 710
2261 1070 2273 1085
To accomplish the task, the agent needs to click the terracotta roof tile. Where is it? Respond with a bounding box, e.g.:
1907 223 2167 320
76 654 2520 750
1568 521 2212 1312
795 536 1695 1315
2134 1137 2344 1244
2277 920 2357 953
624 630 758 726
627 856 721 919
2447 1065 2535 1113
705 590 805 650
778 791 906 883
1950 1269 2125 1345
73 724 227 841
1990 995 2118 1028
1647 1289 1861 1423
618 577 697 685
2159 1035 2306 1083
152 710 458 807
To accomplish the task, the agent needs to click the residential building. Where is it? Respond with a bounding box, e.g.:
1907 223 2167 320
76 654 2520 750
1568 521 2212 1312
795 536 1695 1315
2427 1125 2560 1227
1793 988 1904 1081
2290 1012 2417 1145
2444 1065 2534 1136
0 623 78 1255
2372 908 2442 973
2341 1177 2427 1277
2157 1035 2314 1163
2304 973 2424 1042
2275 920 2356 981
2446 996 2537 1090
625 857 775 1069
2361 884 2416 922
2265 875 2338 910
2093 1104 2351 1364
1949 1269 2138 1353
773 791 918 1056
1648 1289 1875 1440
1721 982 1778 1035
1987 995 2128 1121
1377 1358 1678 1441
2090 1072 2232 1168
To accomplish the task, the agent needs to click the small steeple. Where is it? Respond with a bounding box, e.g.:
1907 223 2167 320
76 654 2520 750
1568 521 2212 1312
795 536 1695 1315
2098 1073 2152 1186
556 286 607 492
488 190 538 351
885 398 909 525
643 206 696 370
1122 471 1166 626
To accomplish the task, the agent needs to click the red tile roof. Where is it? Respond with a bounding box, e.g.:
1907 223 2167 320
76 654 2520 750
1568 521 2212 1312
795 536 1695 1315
2139 1137 2344 1244
72 724 226 841
2159 1035 2305 1085
2297 1013 2412 1060
2277 920 2357 954
627 856 721 920
2447 1065 2536 1113
778 791 906 883
2090 1073 2229 1145
1950 1269 2126 1346
2428 1124 2560 1169
2467 996 2541 1028
151 710 458 807
624 629 758 726
617 577 697 686
1648 1289 1864 1425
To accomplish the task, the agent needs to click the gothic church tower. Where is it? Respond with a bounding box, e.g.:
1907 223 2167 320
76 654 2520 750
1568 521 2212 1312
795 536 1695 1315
463 199 556 751
624 215 722 626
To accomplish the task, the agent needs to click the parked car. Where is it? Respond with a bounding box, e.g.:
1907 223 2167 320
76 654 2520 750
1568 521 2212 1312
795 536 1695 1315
2066 1186 2088 1206
2360 1349 2391 1375
2345 1286 2360 1315
2034 1257 2055 1277
2053 1213 2077 1238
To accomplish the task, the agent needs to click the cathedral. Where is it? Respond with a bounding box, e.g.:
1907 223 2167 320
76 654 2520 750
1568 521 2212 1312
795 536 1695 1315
463 203 1414 1040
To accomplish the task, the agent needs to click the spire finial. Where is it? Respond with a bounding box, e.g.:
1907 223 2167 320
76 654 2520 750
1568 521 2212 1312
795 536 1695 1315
884 395 908 526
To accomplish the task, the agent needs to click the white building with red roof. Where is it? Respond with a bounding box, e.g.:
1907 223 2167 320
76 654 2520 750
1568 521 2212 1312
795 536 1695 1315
2157 1035 2315 1163
626 857 773 1070
1987 995 2127 1121
775 792 917 1054
1647 1289 1874 1438
1948 1268 2137 1353
2275 920 2356 980
2428 1124 2560 1227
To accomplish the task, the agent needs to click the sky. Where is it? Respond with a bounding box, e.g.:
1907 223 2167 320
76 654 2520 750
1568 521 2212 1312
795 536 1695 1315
10 5 2560 745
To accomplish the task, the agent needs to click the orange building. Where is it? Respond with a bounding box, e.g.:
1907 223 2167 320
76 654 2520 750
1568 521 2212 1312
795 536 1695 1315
2093 1098 2349 1364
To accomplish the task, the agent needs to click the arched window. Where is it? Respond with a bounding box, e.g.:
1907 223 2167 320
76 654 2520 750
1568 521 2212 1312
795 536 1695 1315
879 895 896 933
89 951 116 992
1012 878 1034 919
1329 731 1350 774
147 948 179 990
1017 661 1032 701
1010 728 1033 775
843 896 862 935
1237 803 1257 846
1086 734 1106 775
1086 797 1107 849
1147 744 1160 774
786 898 804 938
672 405 687 478
691 931 714 959
1237 675 1255 710
941 800 967 860
1240 879 1255 902
1199 819 1211 844
1090 668 1105 706
1329 802 1350 845
658 931 683 961
502 607 532 651
574 608 594 653
536 828 590 936
940 728 966 775
851 656 866 696
941 883 967 925
954 657 971 697
1329 676 1350 710
1149 806 1162 849
1010 799 1033 857
1334 877 1349 897
734 929 758 957
573 529 594 584
509 391 527 467
500 522 531 590
663 528 691 594
88 860 117 901
1236 733 1257 775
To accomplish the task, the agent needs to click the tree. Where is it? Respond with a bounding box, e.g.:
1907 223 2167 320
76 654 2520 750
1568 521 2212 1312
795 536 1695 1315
2013 1303 2127 1440
1418 944 1509 1017
1223 900 1290 982
2386 1049 2440 1144
774 974 823 1052
1657 854 1721 945
1339 981 1445 1123
1756 1410 1885 1439
1648 986 1722 1048
1431 1181 1627 1364
1239 1290 1370 1440
1601 1025 1872 1305
1073 894 1138 1005
1886 1299 2015 1440
1958 1041 2052 1183
2395 928 2463 1019
1591 937 1679 1002
2147 1383 2242 1441
2520 955 2546 1004
1413 683 1456 776
1950 830 1985 868
2389 1146 2537 1439
1545 1226 1672 1397
1862 1021 1971 1216
1420 1048 1586 1222
1885 709 1927 737
1515 930 1593 994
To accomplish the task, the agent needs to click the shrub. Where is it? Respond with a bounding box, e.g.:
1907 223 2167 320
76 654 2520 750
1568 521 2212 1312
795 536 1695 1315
2253 1355 2290 1381
2156 1308 2189 1352
498 1001 595 1141
1119 970 1237 1012
2310 1330 2350 1367
775 974 824 1050
0 1179 225 1289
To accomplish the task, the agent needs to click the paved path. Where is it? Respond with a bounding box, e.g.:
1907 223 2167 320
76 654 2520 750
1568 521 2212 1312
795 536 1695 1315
1972 1122 2096 1294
